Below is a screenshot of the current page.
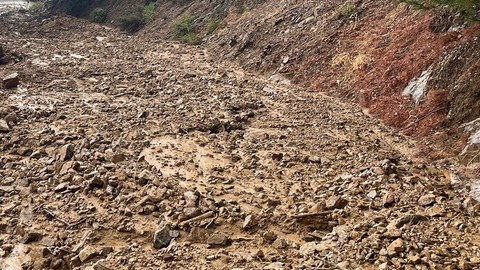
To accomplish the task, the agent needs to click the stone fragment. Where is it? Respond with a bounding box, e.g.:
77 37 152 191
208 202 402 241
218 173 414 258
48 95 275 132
383 191 395 207
3 72 19 89
387 238 404 255
110 153 125 164
58 144 75 161
418 194 436 206
153 225 172 249
20 232 42 244
272 238 288 249
79 246 99 262
242 214 256 230
206 234 229 246
325 195 348 209
0 119 10 132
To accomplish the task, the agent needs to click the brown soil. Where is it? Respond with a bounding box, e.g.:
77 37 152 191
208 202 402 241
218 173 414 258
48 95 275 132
2 8 480 270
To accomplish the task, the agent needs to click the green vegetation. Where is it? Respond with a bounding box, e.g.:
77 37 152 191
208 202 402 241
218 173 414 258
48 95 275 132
90 8 107 23
173 15 202 45
144 2 156 23
400 0 480 21
119 14 145 33
334 2 357 19
206 17 221 35
29 1 45 12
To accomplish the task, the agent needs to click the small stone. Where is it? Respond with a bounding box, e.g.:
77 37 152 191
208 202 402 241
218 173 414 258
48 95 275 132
426 204 445 217
264 262 285 270
54 182 68 192
3 72 19 89
93 261 111 270
383 192 395 207
153 225 172 249
407 252 421 264
272 238 288 249
206 234 229 246
367 190 377 199
0 119 10 132
418 194 436 206
252 249 264 259
242 214 256 230
58 144 75 161
78 246 98 262
325 195 348 209
262 231 277 243
110 153 125 164
336 261 350 269
387 238 404 255
20 232 42 244
4 112 17 124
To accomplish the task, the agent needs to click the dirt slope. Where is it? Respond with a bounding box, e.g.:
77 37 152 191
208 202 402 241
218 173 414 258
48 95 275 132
1 9 480 270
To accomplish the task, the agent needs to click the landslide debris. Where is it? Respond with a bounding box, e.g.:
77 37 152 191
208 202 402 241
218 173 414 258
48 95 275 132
1 11 480 270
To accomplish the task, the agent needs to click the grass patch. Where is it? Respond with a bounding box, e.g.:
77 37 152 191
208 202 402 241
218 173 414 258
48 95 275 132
173 15 202 45
334 3 357 19
119 14 145 33
206 17 221 35
400 0 480 21
144 2 156 23
29 1 45 12
90 8 107 23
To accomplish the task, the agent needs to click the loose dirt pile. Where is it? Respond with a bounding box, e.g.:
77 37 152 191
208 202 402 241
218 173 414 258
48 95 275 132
1 11 480 270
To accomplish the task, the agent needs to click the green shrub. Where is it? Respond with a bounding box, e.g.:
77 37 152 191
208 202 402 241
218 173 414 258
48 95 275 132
90 8 107 23
206 17 221 35
334 3 357 19
181 33 202 45
144 2 156 23
400 0 480 21
173 15 202 44
119 14 145 33
174 15 196 37
29 1 45 12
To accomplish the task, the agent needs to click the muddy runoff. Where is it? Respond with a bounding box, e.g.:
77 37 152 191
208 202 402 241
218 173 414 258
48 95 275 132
1 12 480 270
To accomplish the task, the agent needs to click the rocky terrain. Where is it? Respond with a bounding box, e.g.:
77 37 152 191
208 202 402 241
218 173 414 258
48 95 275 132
1 6 480 270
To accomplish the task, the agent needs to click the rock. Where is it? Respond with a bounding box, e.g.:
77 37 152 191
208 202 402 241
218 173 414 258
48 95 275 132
418 194 436 206
264 262 285 270
54 182 68 192
337 261 350 269
184 191 199 207
0 119 10 132
393 214 428 228
272 238 288 249
367 190 377 199
242 214 256 230
153 225 172 249
183 207 202 218
387 238 404 255
110 153 125 164
325 195 348 209
79 246 99 262
206 234 229 246
20 232 42 244
4 112 17 124
93 261 111 270
3 73 19 89
383 191 395 207
407 252 421 264
262 231 277 243
58 144 75 161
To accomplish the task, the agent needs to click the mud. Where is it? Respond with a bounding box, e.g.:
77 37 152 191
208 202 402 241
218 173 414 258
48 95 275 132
1 11 480 270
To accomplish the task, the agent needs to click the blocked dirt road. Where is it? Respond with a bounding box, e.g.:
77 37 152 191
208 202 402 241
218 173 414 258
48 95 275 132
1 12 480 270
